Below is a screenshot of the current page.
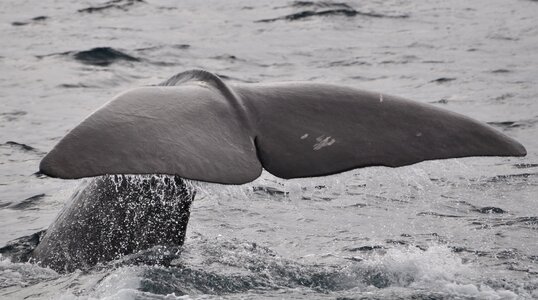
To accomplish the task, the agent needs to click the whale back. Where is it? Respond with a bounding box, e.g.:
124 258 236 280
39 70 526 183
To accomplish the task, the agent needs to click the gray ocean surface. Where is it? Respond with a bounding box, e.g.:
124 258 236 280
0 0 537 299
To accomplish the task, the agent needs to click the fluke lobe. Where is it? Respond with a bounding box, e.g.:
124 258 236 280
31 69 525 271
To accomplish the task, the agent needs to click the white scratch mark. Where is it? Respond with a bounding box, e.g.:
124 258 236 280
379 93 384 102
300 134 309 139
313 135 336 151
416 132 423 137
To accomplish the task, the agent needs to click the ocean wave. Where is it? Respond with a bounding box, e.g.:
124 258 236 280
78 0 145 14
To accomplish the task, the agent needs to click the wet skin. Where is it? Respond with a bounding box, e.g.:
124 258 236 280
31 175 194 272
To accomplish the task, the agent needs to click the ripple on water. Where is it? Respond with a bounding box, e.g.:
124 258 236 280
77 0 145 14
0 111 27 122
11 16 48 27
256 1 409 23
0 141 41 153
36 47 140 67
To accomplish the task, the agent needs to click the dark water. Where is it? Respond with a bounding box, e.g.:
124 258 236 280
0 0 537 299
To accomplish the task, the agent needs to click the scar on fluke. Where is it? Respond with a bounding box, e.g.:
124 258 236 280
313 136 336 151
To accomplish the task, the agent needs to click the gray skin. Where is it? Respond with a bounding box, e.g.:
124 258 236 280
31 175 194 272
39 70 526 184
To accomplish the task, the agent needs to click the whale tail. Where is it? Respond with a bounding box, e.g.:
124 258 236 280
39 70 526 184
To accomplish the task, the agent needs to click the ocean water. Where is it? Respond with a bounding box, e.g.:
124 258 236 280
0 0 537 299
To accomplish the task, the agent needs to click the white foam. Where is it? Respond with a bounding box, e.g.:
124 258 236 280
56 266 142 300
360 245 519 299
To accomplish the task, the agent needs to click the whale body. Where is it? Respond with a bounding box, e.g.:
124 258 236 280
31 175 193 272
28 70 526 271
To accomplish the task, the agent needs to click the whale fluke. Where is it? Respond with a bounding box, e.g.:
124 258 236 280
234 83 526 179
40 70 526 184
